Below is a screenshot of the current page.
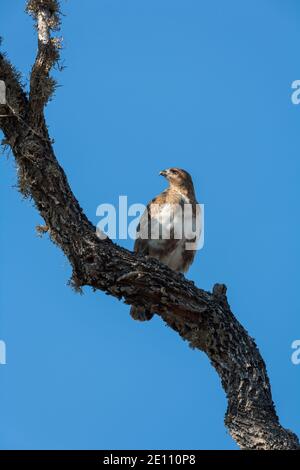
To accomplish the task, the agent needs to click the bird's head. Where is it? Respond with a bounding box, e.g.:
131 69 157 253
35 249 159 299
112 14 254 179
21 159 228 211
159 168 193 191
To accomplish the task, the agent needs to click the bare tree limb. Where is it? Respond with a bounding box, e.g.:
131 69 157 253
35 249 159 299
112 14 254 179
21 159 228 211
0 1 299 450
26 0 61 128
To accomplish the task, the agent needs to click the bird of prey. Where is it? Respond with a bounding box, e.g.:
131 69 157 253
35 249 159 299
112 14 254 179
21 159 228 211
130 168 200 321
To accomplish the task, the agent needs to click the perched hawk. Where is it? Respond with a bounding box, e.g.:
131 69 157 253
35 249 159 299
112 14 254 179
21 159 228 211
130 168 200 321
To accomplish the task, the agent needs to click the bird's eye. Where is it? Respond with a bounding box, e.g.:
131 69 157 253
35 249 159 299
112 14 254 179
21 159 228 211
170 169 177 174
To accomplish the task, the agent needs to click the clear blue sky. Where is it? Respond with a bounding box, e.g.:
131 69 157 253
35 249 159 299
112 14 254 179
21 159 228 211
1 0 299 450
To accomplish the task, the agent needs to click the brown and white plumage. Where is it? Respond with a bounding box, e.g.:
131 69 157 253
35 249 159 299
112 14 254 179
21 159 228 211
130 168 200 321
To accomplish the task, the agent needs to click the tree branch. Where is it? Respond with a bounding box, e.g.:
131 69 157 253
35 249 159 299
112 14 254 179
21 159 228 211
0 1 299 450
26 0 61 127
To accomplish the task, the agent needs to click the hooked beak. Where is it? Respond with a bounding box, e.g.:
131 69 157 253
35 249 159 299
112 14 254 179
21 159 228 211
159 169 168 177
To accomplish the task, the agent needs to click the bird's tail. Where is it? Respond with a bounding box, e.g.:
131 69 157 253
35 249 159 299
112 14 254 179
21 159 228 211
130 305 154 321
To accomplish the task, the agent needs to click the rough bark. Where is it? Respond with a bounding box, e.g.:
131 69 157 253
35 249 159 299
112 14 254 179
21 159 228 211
0 1 299 450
